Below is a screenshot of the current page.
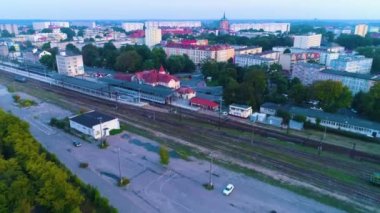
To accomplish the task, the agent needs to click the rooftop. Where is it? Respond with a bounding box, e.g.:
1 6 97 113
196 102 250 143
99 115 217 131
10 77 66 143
99 77 173 98
52 74 108 91
334 55 372 62
230 104 252 109
70 111 116 128
321 69 380 81
190 97 219 108
289 106 380 131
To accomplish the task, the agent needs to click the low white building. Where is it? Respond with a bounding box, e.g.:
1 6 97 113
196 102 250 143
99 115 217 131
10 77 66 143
229 104 253 118
69 111 120 139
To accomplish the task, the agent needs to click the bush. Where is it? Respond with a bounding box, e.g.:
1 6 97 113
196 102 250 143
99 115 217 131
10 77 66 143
79 162 89 168
98 140 109 149
293 115 307 123
117 177 130 187
12 94 20 102
109 129 123 135
203 183 214 190
159 146 170 165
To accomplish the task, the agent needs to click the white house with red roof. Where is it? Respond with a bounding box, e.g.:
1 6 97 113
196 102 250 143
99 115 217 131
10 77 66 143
115 66 180 89
175 87 196 99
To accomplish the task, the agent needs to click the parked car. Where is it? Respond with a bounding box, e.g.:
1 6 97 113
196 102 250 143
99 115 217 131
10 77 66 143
72 141 82 147
222 184 234 196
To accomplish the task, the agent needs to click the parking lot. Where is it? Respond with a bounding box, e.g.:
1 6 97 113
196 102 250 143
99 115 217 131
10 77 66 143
0 85 343 213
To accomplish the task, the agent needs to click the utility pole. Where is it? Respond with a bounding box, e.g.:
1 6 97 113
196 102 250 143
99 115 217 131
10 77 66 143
97 117 103 143
208 152 214 188
251 121 254 145
117 147 122 183
218 98 223 130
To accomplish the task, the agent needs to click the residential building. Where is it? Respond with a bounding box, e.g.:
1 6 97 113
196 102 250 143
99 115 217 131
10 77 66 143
56 53 85 76
292 63 380 94
317 69 379 94
122 22 144 32
330 55 373 74
278 52 320 71
291 63 326 85
260 102 281 116
288 106 380 138
234 46 262 55
0 24 18 35
23 49 51 63
158 21 201 28
219 13 230 32
355 24 368 37
32 22 51 30
293 34 322 49
175 87 196 100
50 21 70 28
230 23 290 33
163 43 235 64
145 27 162 48
71 21 96 28
69 111 120 139
235 54 276 67
190 97 219 111
229 104 253 118
0 45 9 57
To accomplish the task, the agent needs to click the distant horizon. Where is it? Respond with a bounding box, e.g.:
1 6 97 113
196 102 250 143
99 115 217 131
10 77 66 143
1 0 380 20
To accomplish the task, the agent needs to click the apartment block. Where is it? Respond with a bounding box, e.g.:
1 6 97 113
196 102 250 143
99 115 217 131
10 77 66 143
56 53 85 76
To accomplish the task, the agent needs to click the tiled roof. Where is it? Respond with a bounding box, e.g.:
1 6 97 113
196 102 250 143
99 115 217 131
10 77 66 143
190 97 219 108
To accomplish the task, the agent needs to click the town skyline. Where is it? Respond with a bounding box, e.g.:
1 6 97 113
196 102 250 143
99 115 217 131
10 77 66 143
1 0 380 20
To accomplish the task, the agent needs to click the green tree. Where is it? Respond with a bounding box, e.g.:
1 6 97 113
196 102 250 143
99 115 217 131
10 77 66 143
152 47 167 68
311 80 353 112
336 34 372 50
66 44 81 55
41 28 53 33
41 42 51 51
82 44 100 67
39 55 56 70
159 146 170 165
114 50 142 72
166 55 185 74
353 83 380 122
60 28 76 41
356 46 380 73
8 46 16 52
1 30 14 38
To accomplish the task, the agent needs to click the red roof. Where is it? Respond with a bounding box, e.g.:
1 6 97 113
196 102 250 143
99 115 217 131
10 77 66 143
177 87 195 94
190 97 219 108
135 69 179 84
129 30 145 38
115 73 133 81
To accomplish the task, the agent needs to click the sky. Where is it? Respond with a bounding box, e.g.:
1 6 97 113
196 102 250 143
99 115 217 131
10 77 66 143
1 0 380 20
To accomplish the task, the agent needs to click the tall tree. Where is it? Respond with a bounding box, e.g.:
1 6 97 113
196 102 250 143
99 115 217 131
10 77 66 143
65 44 81 55
311 80 352 112
82 44 100 67
114 50 142 72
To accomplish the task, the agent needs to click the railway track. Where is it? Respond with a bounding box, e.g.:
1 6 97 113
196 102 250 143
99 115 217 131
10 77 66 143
1 68 380 208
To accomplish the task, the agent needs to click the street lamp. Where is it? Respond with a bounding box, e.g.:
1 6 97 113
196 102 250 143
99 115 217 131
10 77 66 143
208 152 214 188
97 116 103 142
117 147 122 184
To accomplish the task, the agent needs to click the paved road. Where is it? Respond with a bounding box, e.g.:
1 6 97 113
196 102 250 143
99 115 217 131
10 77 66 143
0 91 155 213
0 87 345 213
